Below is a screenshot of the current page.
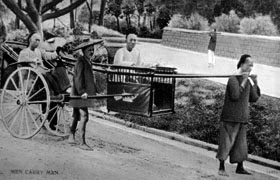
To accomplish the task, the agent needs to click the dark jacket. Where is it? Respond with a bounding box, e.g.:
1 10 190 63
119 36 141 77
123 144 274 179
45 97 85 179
207 32 217 51
70 56 98 108
220 76 261 123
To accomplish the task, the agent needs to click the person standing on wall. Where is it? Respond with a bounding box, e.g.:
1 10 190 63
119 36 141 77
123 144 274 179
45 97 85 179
207 28 220 68
216 54 261 176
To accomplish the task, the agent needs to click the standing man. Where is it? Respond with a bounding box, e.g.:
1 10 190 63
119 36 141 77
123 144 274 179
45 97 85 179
114 33 142 66
216 54 261 176
68 40 101 151
207 28 220 68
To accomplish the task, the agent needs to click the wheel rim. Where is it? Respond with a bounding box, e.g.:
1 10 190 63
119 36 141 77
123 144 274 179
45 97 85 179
44 103 72 137
0 67 50 139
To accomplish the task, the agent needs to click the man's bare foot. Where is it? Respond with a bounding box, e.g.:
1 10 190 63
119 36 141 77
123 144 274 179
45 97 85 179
79 143 93 151
68 135 77 144
218 169 229 177
236 168 251 175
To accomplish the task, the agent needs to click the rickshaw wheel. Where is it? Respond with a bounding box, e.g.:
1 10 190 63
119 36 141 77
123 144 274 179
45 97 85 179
0 67 50 139
44 102 72 137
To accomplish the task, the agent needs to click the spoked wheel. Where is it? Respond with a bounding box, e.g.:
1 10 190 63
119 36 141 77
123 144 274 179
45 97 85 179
44 102 72 137
0 67 50 139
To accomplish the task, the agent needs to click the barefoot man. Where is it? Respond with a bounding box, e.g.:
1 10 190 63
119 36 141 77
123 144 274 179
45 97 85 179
68 40 102 150
216 54 261 176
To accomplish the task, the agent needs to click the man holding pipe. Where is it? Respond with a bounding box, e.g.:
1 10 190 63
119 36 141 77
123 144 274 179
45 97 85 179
216 54 261 176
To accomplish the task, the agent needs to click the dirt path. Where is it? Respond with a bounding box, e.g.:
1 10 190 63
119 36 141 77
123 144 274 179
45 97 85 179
0 114 278 180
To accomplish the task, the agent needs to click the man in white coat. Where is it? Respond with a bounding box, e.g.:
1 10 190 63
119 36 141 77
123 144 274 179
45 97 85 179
114 33 142 66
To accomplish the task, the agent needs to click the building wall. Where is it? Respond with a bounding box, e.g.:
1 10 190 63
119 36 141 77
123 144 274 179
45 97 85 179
161 27 280 67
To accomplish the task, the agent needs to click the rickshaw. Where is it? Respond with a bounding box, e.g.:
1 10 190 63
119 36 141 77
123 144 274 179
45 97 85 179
0 39 133 139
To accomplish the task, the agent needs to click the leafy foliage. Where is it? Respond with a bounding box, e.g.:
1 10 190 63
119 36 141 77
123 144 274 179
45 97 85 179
240 15 278 36
213 10 240 33
168 12 209 31
156 5 171 29
6 29 29 42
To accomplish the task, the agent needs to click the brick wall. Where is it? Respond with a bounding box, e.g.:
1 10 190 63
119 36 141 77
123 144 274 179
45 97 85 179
161 27 280 67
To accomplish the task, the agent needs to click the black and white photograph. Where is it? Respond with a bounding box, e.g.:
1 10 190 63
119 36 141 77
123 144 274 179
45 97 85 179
0 0 279 179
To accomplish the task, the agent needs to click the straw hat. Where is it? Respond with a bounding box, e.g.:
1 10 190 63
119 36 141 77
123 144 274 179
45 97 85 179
74 39 103 51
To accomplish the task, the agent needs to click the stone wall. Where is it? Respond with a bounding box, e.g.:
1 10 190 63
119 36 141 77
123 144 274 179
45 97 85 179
161 27 280 67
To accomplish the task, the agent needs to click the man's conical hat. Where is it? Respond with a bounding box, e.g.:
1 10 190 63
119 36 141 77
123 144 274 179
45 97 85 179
74 39 103 51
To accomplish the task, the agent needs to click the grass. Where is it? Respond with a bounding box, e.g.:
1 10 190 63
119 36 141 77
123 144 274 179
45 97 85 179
116 78 280 162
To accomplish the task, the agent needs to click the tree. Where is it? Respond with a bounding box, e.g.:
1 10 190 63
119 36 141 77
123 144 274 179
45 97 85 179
86 0 98 32
70 0 75 28
122 1 136 28
156 5 170 29
145 2 156 30
2 0 86 36
15 0 22 29
98 0 106 25
107 0 122 31
135 0 145 27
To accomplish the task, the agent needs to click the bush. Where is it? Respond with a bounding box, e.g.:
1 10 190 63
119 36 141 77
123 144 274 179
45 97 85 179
104 14 117 30
138 27 163 39
168 14 188 29
168 12 209 30
240 15 278 36
6 29 28 42
156 5 171 29
138 26 151 38
214 10 240 33
150 28 163 39
186 12 209 31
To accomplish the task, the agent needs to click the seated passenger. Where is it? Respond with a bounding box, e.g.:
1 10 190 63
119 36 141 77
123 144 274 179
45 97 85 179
114 33 142 66
18 32 71 95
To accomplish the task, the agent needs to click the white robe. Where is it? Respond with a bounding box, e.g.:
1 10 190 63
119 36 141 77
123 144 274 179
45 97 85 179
113 47 142 66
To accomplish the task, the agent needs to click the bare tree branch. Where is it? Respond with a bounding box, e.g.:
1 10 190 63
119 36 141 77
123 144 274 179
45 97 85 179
42 0 86 21
34 0 42 13
41 0 63 14
26 0 40 23
2 0 38 32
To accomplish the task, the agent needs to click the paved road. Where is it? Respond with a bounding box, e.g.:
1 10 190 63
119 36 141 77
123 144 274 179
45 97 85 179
138 43 280 98
0 114 279 180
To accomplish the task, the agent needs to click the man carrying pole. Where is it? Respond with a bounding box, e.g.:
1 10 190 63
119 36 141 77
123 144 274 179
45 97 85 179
216 54 261 176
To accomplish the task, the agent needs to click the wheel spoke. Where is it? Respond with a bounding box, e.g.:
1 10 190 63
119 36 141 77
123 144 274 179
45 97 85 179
23 106 31 136
26 70 31 90
1 102 18 107
28 105 42 115
26 106 40 129
10 78 20 92
56 107 63 133
28 87 45 101
9 106 22 130
19 107 25 136
27 75 39 97
18 70 24 94
3 90 18 100
24 69 31 94
49 105 58 112
3 105 20 119
49 105 59 126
